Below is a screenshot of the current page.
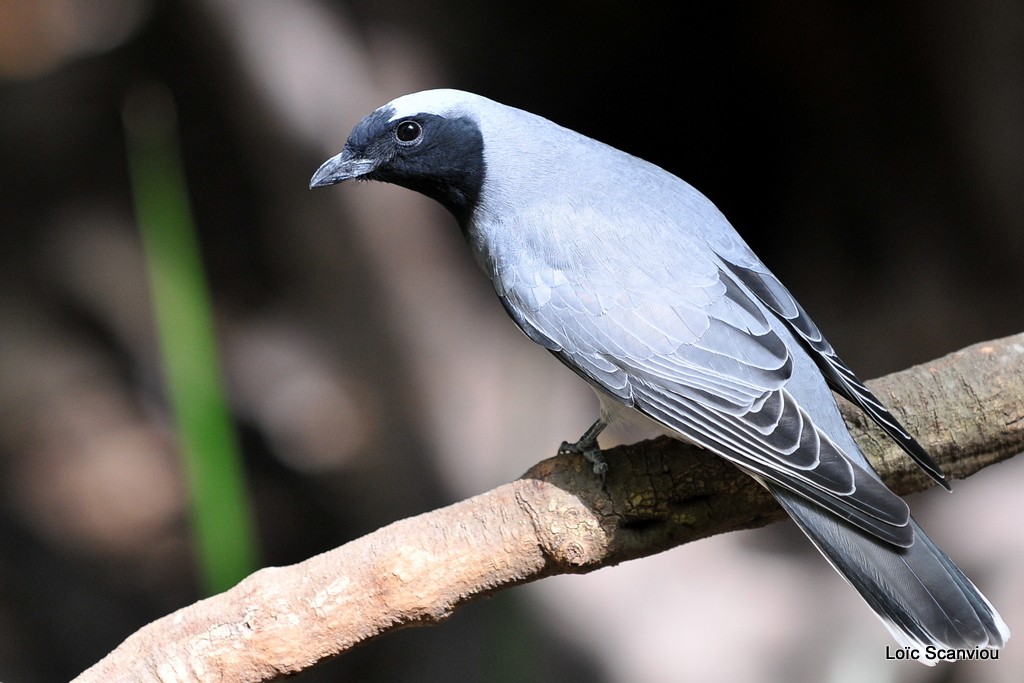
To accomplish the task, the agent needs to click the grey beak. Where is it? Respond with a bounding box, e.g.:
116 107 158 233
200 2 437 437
309 149 379 189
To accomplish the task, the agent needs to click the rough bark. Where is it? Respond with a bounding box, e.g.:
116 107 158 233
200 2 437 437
73 333 1024 682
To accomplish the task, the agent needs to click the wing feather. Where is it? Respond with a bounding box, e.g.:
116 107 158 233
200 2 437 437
726 263 950 490
500 257 912 546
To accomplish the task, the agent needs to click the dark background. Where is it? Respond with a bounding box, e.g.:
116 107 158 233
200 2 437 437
1 1 1021 681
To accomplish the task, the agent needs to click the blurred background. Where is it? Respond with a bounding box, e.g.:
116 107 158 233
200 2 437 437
1 0 1022 681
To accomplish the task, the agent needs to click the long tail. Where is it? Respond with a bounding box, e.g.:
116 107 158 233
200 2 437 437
768 484 1009 655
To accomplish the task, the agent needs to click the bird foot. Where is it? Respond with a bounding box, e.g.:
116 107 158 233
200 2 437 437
558 419 609 485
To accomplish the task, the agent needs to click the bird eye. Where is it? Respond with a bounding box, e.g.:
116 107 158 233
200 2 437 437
395 120 422 143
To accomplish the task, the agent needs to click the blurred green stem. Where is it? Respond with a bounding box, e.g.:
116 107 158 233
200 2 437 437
124 83 258 594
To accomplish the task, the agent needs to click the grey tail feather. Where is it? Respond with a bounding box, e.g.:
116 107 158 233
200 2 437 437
768 484 1009 652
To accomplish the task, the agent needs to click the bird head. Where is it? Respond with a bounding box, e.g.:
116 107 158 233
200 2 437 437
310 89 488 225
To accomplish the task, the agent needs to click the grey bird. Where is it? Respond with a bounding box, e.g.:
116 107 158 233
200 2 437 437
310 89 1008 654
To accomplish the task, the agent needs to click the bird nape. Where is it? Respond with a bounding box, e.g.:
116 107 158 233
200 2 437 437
310 89 1008 659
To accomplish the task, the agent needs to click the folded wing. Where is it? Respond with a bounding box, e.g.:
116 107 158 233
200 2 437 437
499 247 913 546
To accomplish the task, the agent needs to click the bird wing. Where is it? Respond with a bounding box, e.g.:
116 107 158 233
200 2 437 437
722 262 950 489
495 218 912 546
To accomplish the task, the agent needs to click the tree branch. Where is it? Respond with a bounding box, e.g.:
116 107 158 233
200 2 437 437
74 333 1024 682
